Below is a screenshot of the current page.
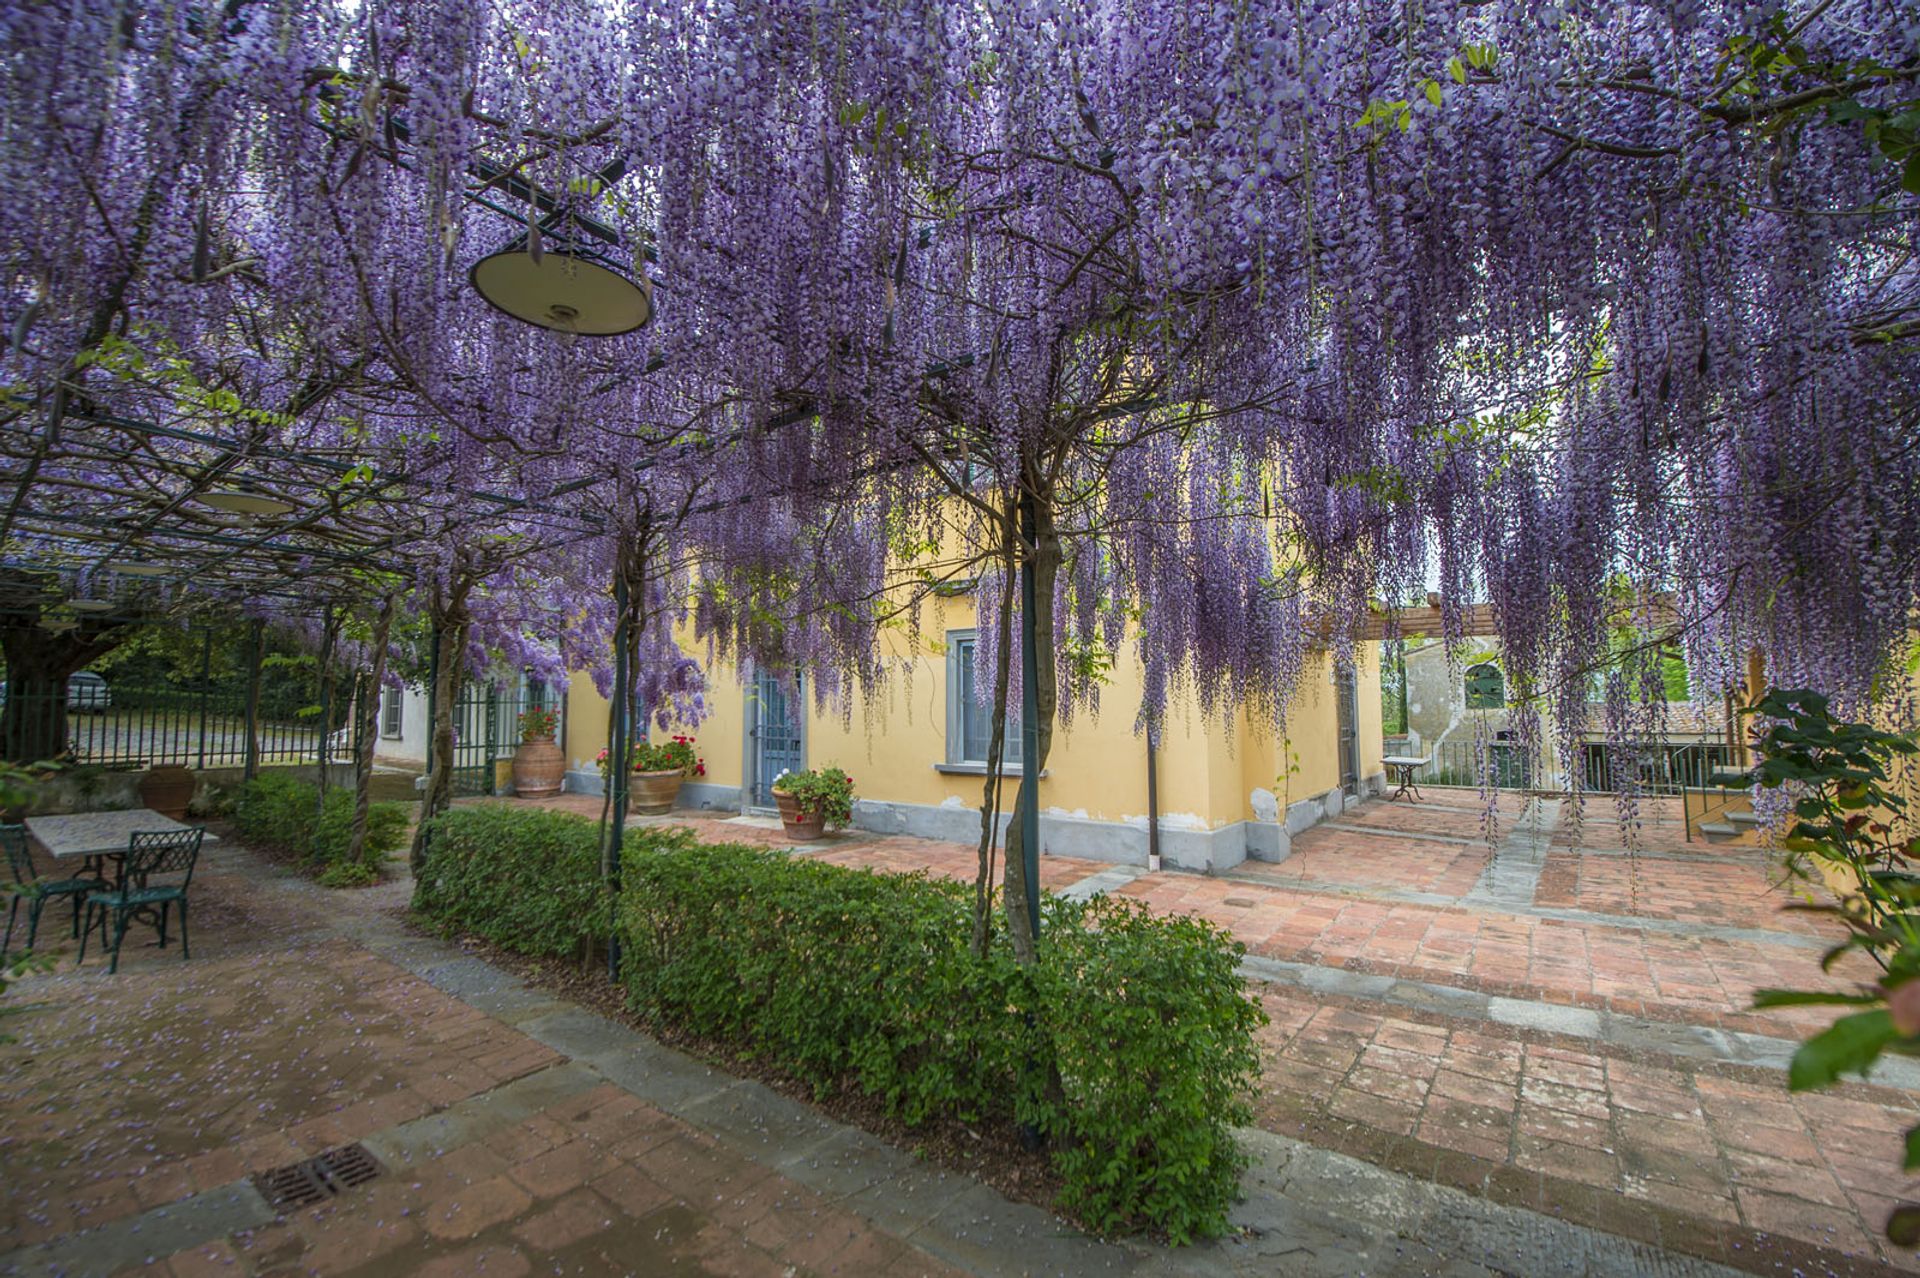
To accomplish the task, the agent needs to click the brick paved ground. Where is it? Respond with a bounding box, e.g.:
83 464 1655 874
0 841 965 1278
7 789 1916 1275
782 789 1920 1272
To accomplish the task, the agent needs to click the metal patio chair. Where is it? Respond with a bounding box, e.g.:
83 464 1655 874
2 822 96 959
79 827 206 975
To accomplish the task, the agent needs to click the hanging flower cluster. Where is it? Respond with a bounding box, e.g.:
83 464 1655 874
1 0 1914 791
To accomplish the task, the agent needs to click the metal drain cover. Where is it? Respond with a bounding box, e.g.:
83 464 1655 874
252 1143 383 1210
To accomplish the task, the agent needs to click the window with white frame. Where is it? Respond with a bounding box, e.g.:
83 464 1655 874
379 685 404 738
946 631 1021 766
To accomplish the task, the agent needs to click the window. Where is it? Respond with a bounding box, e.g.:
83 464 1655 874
380 685 404 738
1465 663 1504 710
946 631 1021 767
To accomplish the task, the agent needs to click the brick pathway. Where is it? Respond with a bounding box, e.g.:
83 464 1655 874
792 791 1920 1273
8 791 1914 1276
0 845 966 1278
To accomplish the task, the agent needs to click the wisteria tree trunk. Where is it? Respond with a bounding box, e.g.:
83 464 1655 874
0 597 134 765
315 606 340 810
346 593 397 870
1001 493 1060 968
970 518 1019 959
409 583 474 875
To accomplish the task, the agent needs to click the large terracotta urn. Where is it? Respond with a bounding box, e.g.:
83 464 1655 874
773 789 826 842
628 768 683 815
512 735 565 798
138 764 196 820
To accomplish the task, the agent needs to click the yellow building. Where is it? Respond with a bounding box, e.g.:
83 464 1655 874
559 588 1385 876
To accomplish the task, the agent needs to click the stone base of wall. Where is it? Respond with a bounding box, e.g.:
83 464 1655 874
563 770 743 814
561 768 1387 876
851 769 1388 876
24 762 358 817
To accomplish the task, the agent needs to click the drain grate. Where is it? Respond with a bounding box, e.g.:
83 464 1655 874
252 1143 383 1211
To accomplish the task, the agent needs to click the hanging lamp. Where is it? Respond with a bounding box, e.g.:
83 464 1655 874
470 211 652 336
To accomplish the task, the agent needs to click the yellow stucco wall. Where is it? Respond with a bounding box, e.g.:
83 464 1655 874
567 588 1384 832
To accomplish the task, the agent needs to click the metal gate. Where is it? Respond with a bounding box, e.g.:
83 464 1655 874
448 680 553 797
1335 667 1360 797
750 671 803 808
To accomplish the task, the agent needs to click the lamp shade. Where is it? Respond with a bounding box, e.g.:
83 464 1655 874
69 599 113 613
105 561 168 576
203 489 294 517
470 249 653 336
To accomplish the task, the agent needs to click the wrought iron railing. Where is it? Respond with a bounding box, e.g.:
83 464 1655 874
1411 737 1730 797
0 678 335 769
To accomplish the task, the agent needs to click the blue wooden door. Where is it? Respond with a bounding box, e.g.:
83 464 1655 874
752 672 803 806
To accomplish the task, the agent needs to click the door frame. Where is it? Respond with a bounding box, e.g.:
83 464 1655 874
743 668 806 812
1335 666 1360 799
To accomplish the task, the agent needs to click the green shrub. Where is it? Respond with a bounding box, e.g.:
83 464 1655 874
411 804 697 958
618 842 1263 1241
1034 895 1264 1240
231 773 407 886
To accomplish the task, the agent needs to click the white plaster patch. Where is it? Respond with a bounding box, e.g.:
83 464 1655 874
1159 811 1207 831
1045 806 1091 821
939 795 968 809
1250 787 1280 822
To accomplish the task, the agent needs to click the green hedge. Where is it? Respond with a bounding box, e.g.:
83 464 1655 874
231 773 408 887
619 843 1264 1242
411 804 698 958
407 814 1265 1240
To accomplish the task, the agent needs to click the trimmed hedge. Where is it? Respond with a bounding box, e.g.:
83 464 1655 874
410 804 697 958
406 814 1265 1240
619 843 1264 1242
231 774 408 887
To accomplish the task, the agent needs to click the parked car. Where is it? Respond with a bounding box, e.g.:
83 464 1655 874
0 671 111 712
66 672 111 713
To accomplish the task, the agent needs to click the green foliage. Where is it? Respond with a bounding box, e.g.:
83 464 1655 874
770 766 856 828
1744 689 1920 1243
598 735 703 777
1719 15 1920 197
518 706 558 741
411 804 697 958
1033 896 1265 1240
618 842 1264 1242
231 773 407 886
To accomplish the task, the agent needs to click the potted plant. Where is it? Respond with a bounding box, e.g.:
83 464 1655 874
770 766 855 842
600 734 704 815
512 705 565 798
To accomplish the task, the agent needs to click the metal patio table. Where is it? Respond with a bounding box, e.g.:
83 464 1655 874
24 809 218 880
1382 755 1432 803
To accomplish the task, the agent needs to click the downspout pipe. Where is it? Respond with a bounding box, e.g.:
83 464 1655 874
1146 728 1162 873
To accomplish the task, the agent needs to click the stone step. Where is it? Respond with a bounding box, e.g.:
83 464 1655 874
1727 809 1763 827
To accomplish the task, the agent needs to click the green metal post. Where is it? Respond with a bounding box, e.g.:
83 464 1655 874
1019 489 1041 943
243 619 263 780
196 629 211 769
316 605 334 823
607 570 631 983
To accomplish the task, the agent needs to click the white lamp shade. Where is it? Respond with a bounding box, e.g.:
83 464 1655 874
203 490 295 516
470 250 653 335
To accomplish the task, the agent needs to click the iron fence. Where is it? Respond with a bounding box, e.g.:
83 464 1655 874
0 682 331 769
1411 737 1728 795
447 680 556 796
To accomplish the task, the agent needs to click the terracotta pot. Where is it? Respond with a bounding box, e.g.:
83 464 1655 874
512 736 565 798
628 768 684 815
773 789 826 842
138 764 196 820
